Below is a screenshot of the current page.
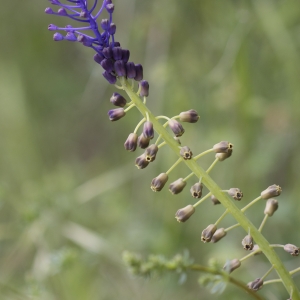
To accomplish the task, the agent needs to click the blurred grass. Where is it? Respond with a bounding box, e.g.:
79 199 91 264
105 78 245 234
0 0 300 299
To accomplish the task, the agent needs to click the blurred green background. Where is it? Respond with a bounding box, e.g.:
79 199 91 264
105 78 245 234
0 0 300 299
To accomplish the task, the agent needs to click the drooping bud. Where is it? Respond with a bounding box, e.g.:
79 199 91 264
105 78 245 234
211 194 221 205
102 71 117 84
139 80 149 97
93 53 105 64
169 178 186 195
247 278 263 291
144 144 158 162
213 141 233 153
114 60 127 77
284 244 300 256
264 198 278 216
190 183 203 199
228 188 243 201
108 108 125 121
175 205 195 222
151 173 168 192
168 120 185 137
110 92 127 107
100 58 114 72
135 154 149 169
211 228 227 243
126 62 136 79
124 133 138 152
143 121 154 139
261 184 282 199
112 47 123 61
102 47 113 59
180 146 193 160
215 149 233 161
137 134 150 149
223 259 241 273
122 49 130 63
134 64 143 81
179 109 199 123
242 235 254 250
201 224 217 243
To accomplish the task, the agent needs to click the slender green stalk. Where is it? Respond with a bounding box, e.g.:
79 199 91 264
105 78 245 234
258 214 269 232
166 157 183 175
241 196 262 213
240 249 261 262
225 223 240 232
261 265 275 280
206 158 219 174
120 77 300 299
183 172 196 182
193 192 212 208
214 209 228 226
193 149 214 160
290 267 300 276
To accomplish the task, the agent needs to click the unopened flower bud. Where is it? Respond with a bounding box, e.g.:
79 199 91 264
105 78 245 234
143 121 154 139
284 244 299 256
179 109 199 123
252 244 262 255
211 194 221 205
108 108 125 121
264 198 278 216
228 188 243 201
114 60 127 77
134 64 143 81
242 235 254 250
151 173 168 192
169 178 186 194
211 228 227 243
126 62 136 79
215 149 233 161
135 154 149 169
144 144 158 162
223 259 241 273
168 120 185 137
110 92 127 107
137 134 150 149
201 224 217 243
180 146 193 160
213 141 233 153
247 278 263 291
124 133 138 152
190 183 203 199
175 205 195 222
261 184 282 199
139 80 149 97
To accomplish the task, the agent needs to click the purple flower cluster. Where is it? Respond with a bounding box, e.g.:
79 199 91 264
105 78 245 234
45 0 143 84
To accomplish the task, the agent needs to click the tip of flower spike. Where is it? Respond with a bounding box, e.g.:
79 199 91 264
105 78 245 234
53 33 64 41
106 3 115 13
65 32 77 42
45 7 54 14
48 24 58 31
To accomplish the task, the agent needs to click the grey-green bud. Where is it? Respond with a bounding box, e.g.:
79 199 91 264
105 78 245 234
190 182 203 199
201 224 217 243
215 148 233 161
213 141 233 153
228 188 243 201
211 228 227 243
264 198 278 216
179 109 199 123
211 195 221 205
168 120 185 137
151 173 168 192
135 154 149 169
242 234 254 250
261 184 282 199
175 205 195 222
137 133 150 149
124 133 138 152
247 278 263 291
223 258 241 273
284 244 299 256
144 144 158 162
169 178 186 195
180 146 193 160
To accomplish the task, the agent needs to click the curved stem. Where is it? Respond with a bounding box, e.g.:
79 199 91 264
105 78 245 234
193 148 214 160
193 192 212 208
241 196 262 213
166 158 183 175
258 214 269 233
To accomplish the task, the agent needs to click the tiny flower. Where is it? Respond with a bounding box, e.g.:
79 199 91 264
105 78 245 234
180 146 193 160
114 60 127 77
169 178 186 195
201 224 217 243
168 120 185 137
179 109 199 123
144 144 158 162
112 47 123 61
175 205 195 222
139 80 149 97
211 194 221 205
102 71 117 84
134 64 143 81
126 62 136 79
110 92 127 107
264 198 278 216
151 173 168 192
122 49 130 63
247 278 263 291
108 108 125 121
228 188 243 201
213 141 233 153
190 182 203 199
124 133 138 152
94 53 105 64
261 184 282 199
211 228 227 243
135 154 149 169
284 244 300 256
143 121 154 139
137 133 150 149
215 148 233 161
223 259 241 273
242 234 254 250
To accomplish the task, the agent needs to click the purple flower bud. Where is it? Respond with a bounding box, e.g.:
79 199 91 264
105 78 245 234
175 205 195 222
135 154 149 169
106 3 115 13
107 108 125 121
48 24 58 31
126 62 136 79
169 178 186 195
58 8 67 16
179 109 200 123
201 224 217 243
100 58 114 72
77 35 92 47
144 144 158 162
102 47 113 59
143 121 154 139
134 64 143 81
213 141 233 153
110 92 127 107
137 134 150 149
110 41 121 47
53 33 64 41
247 278 263 291
168 120 185 137
112 47 123 61
45 7 54 14
94 53 105 64
139 80 149 97
151 173 168 192
122 49 130 63
65 32 77 41
109 23 116 35
102 71 117 84
211 228 227 243
101 19 110 31
124 133 138 152
114 60 127 77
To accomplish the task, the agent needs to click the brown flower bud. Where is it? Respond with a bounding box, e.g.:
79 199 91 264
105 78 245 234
223 258 241 273
144 144 158 162
201 224 217 243
252 244 262 255
213 141 233 153
211 194 221 205
137 133 150 149
284 244 300 256
247 278 263 291
264 198 278 216
168 120 185 137
228 188 243 201
211 228 227 243
261 184 282 199
180 146 193 160
215 148 233 161
169 178 186 194
175 205 195 222
143 121 154 140
151 173 168 192
179 109 199 123
135 154 149 169
190 183 203 199
242 234 254 250
124 133 138 152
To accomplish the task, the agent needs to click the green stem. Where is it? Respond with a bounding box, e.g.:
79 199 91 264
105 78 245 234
214 209 228 226
241 196 262 213
225 223 240 232
206 158 219 174
193 148 215 160
261 265 275 280
183 172 196 182
240 249 261 262
166 158 183 175
133 118 146 134
193 192 212 208
290 267 300 276
258 214 269 233
120 77 300 299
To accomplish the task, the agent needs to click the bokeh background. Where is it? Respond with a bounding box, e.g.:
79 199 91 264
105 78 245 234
0 0 300 299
